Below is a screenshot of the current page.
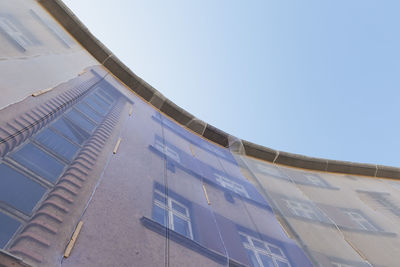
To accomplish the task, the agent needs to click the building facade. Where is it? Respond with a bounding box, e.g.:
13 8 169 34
0 1 399 267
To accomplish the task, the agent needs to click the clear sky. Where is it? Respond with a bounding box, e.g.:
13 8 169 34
63 0 400 167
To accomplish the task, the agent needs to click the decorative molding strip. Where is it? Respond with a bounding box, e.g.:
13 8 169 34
8 99 126 265
0 74 102 157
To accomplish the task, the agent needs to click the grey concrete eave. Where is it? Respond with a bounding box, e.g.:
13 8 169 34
38 0 400 179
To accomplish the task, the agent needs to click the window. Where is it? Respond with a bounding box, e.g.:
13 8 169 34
285 200 322 221
65 109 96 134
6 85 116 185
240 232 291 267
0 16 34 51
358 191 400 217
75 102 103 123
7 86 117 186
35 128 80 161
344 211 377 231
215 173 249 198
0 212 21 249
152 189 193 239
153 139 180 163
30 9 74 48
0 163 46 215
374 196 400 217
0 80 125 247
10 143 66 184
50 117 88 145
304 174 326 187
256 164 284 178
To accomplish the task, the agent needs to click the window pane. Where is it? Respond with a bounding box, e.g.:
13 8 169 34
172 201 187 215
65 109 96 133
154 192 167 205
35 128 79 161
96 90 114 103
51 117 87 145
246 249 261 267
85 96 108 115
259 254 275 267
76 102 103 123
240 234 249 244
268 245 283 257
173 215 191 238
253 239 266 250
0 212 21 248
0 163 46 214
10 143 65 183
90 93 109 108
152 205 167 227
93 92 113 107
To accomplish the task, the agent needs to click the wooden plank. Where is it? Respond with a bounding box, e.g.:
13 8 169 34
32 87 53 97
113 138 122 154
64 221 83 258
202 183 211 205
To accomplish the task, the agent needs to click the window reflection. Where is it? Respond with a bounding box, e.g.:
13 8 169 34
65 109 96 134
152 188 193 239
10 143 66 183
215 173 249 198
344 211 377 231
0 163 46 214
35 128 79 161
285 200 323 221
0 212 21 248
240 232 291 267
0 80 125 249
50 117 87 145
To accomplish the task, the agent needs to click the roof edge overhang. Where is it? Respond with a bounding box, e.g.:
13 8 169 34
37 0 400 179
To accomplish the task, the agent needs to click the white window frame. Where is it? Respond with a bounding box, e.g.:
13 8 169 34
30 9 73 48
154 139 180 163
344 211 377 231
240 232 291 267
285 200 322 221
153 189 193 239
215 173 249 198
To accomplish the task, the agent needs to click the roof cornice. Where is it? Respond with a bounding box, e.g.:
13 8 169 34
38 0 400 179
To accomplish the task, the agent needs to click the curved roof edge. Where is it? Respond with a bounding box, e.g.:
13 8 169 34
38 0 400 179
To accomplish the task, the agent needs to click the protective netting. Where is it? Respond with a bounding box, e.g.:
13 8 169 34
0 1 399 267
235 153 400 267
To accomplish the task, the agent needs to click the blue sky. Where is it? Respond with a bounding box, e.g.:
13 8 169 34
64 0 400 167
